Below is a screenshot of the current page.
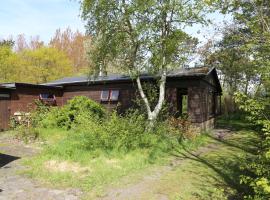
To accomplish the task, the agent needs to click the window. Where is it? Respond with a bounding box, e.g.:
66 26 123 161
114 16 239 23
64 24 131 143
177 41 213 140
40 94 55 100
110 90 119 101
0 93 10 98
101 90 110 101
100 90 120 102
39 93 56 105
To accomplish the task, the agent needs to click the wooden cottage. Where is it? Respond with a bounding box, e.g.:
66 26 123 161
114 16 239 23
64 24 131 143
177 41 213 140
0 67 222 131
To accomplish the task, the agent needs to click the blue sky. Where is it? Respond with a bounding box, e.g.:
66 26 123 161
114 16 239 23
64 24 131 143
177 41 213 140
0 1 232 44
0 0 85 43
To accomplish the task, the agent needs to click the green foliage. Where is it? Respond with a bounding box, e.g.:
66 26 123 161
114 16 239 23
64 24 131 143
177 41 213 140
211 0 270 96
18 95 206 195
234 92 270 199
68 109 180 153
81 0 205 74
41 96 106 129
0 45 23 82
205 25 257 95
19 47 73 83
81 0 215 124
0 39 15 48
0 45 73 84
17 96 188 154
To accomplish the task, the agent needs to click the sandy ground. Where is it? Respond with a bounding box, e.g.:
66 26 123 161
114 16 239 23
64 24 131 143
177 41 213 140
0 134 82 200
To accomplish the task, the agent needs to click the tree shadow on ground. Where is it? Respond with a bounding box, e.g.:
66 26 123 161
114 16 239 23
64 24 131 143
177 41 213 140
208 134 260 155
0 153 20 168
215 118 255 132
172 134 258 200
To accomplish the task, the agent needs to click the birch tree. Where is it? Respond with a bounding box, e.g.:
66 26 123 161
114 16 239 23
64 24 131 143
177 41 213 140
81 0 214 125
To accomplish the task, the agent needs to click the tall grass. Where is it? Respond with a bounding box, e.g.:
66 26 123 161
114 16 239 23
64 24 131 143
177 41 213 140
17 96 209 191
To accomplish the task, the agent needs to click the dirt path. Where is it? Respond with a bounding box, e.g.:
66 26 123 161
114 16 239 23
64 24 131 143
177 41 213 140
0 134 82 200
97 129 233 200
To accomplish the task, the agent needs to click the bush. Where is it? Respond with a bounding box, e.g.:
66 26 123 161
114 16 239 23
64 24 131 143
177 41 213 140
40 96 106 129
235 92 270 199
14 96 199 160
71 110 179 153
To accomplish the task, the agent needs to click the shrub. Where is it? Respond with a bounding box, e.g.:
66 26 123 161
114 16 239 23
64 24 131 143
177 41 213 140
71 110 179 153
235 92 270 199
168 115 199 141
40 96 106 129
14 96 196 160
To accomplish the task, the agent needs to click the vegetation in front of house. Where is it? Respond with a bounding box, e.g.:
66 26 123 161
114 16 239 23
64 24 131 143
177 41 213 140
126 123 259 200
234 93 270 200
12 96 208 191
12 95 268 199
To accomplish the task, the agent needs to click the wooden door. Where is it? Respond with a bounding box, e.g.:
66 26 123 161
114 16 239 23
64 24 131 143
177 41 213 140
0 99 10 131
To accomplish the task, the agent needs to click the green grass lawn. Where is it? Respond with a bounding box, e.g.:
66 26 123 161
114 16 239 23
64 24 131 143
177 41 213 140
135 129 259 200
21 127 210 192
20 118 259 199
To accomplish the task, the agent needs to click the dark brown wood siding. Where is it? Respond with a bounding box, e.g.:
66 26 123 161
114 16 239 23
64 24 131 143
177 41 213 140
9 86 63 115
62 83 137 112
0 98 10 131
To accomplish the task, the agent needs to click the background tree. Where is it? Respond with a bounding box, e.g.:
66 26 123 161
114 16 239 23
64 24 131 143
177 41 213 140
0 39 15 48
0 30 82 84
204 24 257 95
81 0 215 125
210 1 270 198
0 42 21 82
49 27 90 73
19 47 73 83
214 0 270 95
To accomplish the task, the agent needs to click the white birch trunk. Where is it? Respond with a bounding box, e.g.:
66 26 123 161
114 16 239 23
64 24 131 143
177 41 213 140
136 70 167 128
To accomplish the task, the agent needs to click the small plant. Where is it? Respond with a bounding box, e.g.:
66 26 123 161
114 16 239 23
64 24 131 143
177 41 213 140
169 115 199 141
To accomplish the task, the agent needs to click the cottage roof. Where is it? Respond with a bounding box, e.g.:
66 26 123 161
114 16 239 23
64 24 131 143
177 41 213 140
0 82 62 90
0 67 222 94
44 67 213 86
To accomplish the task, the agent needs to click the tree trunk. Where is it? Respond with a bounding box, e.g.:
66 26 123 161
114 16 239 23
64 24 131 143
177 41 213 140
136 70 167 129
244 79 249 95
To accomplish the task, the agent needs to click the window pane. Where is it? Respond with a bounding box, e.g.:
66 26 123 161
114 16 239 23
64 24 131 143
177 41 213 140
40 94 55 99
110 90 119 101
101 90 110 101
0 93 10 98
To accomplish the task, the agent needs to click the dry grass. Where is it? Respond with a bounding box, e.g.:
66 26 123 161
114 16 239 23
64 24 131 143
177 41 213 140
45 160 91 173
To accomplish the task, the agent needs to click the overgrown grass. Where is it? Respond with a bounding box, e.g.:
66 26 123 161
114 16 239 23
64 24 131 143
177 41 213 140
14 96 216 196
96 119 258 200
22 127 210 192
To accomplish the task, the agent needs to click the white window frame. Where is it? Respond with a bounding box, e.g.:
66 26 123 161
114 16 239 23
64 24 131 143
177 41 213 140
100 90 120 102
101 90 110 101
110 90 119 101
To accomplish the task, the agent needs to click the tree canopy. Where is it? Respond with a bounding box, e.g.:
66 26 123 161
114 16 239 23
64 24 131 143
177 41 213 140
80 0 215 124
0 28 90 84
